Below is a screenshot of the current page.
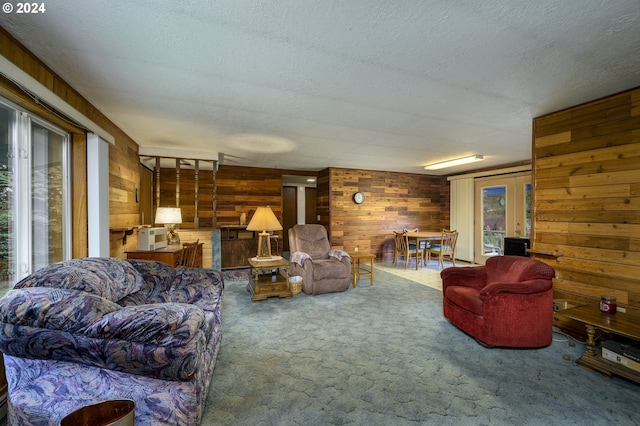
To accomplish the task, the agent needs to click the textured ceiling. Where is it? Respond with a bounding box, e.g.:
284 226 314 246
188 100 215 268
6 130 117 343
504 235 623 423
2 1 640 175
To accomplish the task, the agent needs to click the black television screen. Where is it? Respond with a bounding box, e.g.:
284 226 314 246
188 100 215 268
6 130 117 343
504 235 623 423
503 237 530 257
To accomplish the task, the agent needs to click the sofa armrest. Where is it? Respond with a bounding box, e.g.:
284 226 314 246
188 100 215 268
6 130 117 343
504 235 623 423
440 265 487 292
480 279 553 299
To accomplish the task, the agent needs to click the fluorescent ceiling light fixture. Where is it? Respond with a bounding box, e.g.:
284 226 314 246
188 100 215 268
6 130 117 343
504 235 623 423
424 155 484 170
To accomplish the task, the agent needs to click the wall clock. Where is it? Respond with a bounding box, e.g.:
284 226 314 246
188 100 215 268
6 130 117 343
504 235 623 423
353 192 365 204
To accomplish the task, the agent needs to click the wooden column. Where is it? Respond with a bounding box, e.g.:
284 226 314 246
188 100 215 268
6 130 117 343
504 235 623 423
155 157 161 218
194 160 200 229
175 158 181 207
212 160 217 228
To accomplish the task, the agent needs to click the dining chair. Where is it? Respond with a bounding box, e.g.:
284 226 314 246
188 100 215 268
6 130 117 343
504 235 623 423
179 239 199 268
425 230 458 269
404 227 428 251
393 230 424 269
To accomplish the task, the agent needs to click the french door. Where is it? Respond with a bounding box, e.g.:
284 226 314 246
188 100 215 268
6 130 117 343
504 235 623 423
474 172 531 264
0 99 71 293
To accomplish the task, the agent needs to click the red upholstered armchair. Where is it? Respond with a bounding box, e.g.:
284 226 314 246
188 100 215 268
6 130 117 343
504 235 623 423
441 255 555 348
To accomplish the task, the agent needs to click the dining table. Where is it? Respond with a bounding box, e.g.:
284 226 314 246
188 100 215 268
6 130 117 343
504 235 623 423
404 230 443 270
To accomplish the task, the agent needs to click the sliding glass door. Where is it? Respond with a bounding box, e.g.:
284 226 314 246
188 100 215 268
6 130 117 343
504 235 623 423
0 103 13 292
0 99 70 293
474 172 531 264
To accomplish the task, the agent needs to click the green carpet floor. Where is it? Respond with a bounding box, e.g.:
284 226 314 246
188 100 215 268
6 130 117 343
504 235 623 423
202 268 639 425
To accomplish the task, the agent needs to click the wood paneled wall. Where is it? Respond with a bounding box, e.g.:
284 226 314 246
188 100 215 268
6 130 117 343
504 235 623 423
216 165 285 229
157 168 216 228
1 27 451 266
320 168 449 259
109 140 141 230
533 87 640 309
0 28 142 259
215 165 313 231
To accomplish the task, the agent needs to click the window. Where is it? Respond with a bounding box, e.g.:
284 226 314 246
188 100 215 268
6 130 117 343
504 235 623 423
474 172 531 264
480 185 507 256
0 99 71 293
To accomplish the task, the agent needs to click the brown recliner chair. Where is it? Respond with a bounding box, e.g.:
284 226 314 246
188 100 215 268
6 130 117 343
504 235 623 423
288 224 352 295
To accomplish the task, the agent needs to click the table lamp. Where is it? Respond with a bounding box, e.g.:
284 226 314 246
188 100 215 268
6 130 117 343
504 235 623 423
155 207 183 245
246 205 282 259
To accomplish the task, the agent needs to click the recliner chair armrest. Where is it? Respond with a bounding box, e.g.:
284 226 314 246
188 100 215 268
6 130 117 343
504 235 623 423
290 251 312 266
480 279 553 299
327 249 351 270
289 259 314 294
339 255 352 271
328 249 350 261
441 265 487 291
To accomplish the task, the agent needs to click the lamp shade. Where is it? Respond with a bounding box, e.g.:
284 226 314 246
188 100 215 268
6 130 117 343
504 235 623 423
246 206 282 232
155 207 182 224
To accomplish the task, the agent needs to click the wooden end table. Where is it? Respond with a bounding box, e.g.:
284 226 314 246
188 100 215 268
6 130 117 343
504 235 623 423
246 257 292 302
349 252 375 288
560 303 640 384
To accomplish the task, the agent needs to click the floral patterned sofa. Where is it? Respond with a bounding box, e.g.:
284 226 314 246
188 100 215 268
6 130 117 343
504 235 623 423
0 257 224 425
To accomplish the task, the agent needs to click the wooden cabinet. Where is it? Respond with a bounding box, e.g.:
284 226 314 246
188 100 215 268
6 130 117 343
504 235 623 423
220 226 257 269
219 226 283 269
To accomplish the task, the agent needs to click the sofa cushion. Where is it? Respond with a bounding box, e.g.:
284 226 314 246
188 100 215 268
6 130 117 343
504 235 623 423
444 286 483 316
121 260 176 305
15 258 144 303
0 296 208 381
85 303 205 347
0 287 121 334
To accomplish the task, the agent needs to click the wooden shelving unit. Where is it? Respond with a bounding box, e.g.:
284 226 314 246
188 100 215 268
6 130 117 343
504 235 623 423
560 303 640 384
577 348 640 384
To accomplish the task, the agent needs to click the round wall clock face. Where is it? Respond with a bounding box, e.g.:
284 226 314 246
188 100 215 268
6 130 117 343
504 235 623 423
353 192 365 204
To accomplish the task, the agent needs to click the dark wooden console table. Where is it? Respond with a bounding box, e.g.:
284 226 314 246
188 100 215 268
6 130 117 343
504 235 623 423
560 303 640 384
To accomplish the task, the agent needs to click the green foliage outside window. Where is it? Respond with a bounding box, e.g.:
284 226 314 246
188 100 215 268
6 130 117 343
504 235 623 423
0 164 11 295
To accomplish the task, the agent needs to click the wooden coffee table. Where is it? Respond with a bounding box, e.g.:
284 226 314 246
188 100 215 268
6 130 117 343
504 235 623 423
560 303 640 384
349 252 375 287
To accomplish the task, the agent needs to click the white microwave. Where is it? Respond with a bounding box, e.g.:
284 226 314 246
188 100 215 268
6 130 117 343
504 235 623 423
138 227 167 251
